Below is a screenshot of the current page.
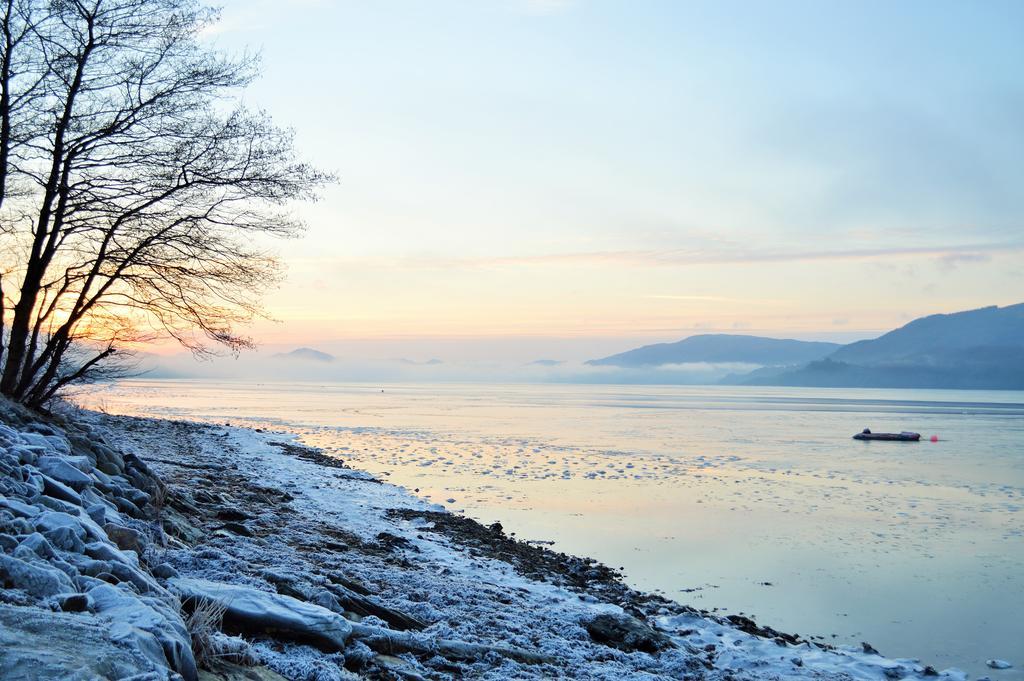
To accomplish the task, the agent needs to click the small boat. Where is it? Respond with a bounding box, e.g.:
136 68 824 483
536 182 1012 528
853 429 920 441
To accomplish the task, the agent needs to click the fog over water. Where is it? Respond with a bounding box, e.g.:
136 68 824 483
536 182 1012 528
78 380 1024 679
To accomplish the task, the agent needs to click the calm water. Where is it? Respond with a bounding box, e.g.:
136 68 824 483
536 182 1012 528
78 380 1024 677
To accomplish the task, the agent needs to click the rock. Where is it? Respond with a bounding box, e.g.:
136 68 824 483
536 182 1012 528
92 443 125 475
107 560 164 594
17 532 57 559
85 503 108 525
112 494 146 519
987 660 1013 669
0 603 170 680
62 455 94 473
43 525 86 553
0 554 75 598
36 456 92 491
23 470 44 494
89 583 198 681
0 533 18 552
215 506 253 522
17 432 56 451
373 654 423 678
171 577 353 650
56 592 93 612
40 474 82 505
12 446 43 465
0 496 40 518
1 515 33 536
84 540 134 565
162 507 205 544
199 660 289 681
152 562 180 579
221 521 253 536
312 589 343 613
32 510 85 539
124 487 152 508
584 612 673 653
104 522 145 554
34 494 80 514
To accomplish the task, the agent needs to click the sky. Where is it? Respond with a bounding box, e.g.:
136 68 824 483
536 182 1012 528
195 0 1023 364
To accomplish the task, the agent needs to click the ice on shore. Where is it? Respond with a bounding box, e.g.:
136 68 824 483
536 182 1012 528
0 397 977 680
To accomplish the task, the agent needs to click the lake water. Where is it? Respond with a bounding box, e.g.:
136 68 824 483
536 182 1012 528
77 380 1024 677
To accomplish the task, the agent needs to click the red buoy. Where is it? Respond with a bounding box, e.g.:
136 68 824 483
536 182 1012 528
930 435 939 443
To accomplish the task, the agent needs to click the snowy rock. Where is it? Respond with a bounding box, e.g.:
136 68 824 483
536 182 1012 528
0 533 18 551
161 507 204 544
585 612 673 653
0 496 40 518
152 563 180 579
0 553 75 597
91 443 126 475
17 432 55 451
85 502 109 525
89 583 198 681
36 456 92 490
23 470 44 493
107 560 165 594
0 478 36 500
84 540 135 565
0 514 33 535
11 445 42 465
35 493 80 514
16 532 57 560
171 577 353 650
987 660 1013 669
62 454 94 473
104 522 145 554
0 604 170 680
32 510 86 539
40 474 82 505
43 525 86 553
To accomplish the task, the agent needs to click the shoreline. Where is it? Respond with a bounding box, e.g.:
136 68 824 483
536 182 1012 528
0 401 970 679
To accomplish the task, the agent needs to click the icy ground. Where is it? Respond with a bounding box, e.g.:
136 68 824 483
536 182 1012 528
0 391 986 680
101 412 968 680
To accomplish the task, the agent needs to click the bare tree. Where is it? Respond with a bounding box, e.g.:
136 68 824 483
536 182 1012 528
0 0 328 408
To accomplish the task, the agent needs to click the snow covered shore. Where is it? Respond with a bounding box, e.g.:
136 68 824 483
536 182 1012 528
0 399 971 680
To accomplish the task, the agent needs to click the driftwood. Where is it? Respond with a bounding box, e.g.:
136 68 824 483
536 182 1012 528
349 622 555 665
324 581 428 631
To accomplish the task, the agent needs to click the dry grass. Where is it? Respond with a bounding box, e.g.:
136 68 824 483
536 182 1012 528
184 596 229 668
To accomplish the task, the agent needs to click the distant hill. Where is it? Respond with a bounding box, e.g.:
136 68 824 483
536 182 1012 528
830 304 1024 365
271 347 335 363
747 304 1024 389
396 358 444 366
529 359 565 367
588 334 842 368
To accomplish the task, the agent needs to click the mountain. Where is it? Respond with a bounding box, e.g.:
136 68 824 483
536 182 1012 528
829 303 1024 365
747 304 1024 389
587 334 842 368
271 347 335 363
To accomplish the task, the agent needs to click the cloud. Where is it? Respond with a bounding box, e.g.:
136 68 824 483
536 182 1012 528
646 295 784 305
317 241 1024 271
936 252 992 271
